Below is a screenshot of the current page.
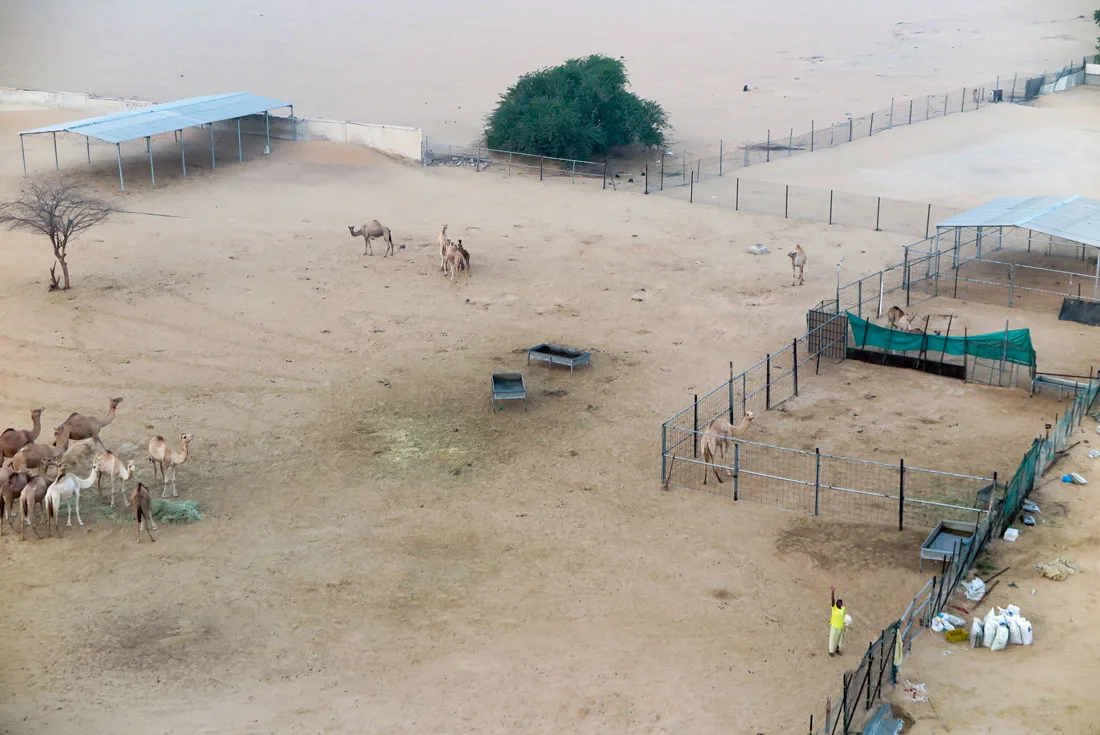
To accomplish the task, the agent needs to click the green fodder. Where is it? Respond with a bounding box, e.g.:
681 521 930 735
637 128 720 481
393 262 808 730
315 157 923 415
98 498 203 524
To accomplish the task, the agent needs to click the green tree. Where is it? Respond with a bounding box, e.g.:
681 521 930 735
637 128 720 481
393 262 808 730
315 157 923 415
484 55 669 161
1095 9 1100 54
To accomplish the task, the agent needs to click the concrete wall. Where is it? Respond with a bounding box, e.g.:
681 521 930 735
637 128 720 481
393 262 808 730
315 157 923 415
1086 64 1100 86
0 87 424 162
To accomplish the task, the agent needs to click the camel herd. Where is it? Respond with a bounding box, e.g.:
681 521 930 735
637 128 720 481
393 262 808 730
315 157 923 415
0 399 194 542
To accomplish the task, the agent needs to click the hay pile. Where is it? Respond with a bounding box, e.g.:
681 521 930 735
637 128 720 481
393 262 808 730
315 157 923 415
99 498 203 524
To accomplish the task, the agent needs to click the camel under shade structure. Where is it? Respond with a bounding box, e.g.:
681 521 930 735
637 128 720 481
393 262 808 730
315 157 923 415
148 433 193 498
0 408 44 463
348 220 396 256
701 411 754 485
63 397 122 452
11 424 71 475
130 482 157 542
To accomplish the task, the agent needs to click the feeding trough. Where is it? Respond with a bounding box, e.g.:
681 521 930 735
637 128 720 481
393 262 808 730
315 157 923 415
920 519 977 572
526 343 592 374
491 372 528 411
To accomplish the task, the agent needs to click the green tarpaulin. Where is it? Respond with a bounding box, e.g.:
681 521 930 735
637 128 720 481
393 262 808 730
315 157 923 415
846 312 1036 366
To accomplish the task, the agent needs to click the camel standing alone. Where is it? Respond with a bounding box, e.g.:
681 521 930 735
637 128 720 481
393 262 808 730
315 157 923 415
148 433 193 498
788 245 807 286
0 408 44 463
347 220 396 257
702 411 755 485
63 397 122 452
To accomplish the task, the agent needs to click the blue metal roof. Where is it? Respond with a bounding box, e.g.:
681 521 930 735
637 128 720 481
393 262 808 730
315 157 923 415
19 93 292 144
938 196 1100 249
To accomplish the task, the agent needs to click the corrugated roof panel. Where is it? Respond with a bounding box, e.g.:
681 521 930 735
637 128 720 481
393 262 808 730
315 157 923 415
19 92 291 144
936 196 1100 249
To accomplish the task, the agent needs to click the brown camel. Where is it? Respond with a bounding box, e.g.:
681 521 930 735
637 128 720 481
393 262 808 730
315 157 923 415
0 408 44 463
443 240 470 286
702 411 755 485
0 469 30 535
19 474 51 540
130 482 157 542
11 424 71 475
63 397 122 452
347 220 395 256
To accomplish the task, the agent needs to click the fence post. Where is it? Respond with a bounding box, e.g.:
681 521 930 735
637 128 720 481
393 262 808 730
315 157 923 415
1009 264 1015 307
899 458 905 531
793 338 799 396
661 422 668 484
602 161 607 190
766 130 771 163
733 442 740 501
841 671 851 734
857 280 863 318
848 118 853 143
943 93 948 116
869 112 874 136
742 372 747 416
765 354 772 410
810 120 814 152
729 363 735 423
904 248 912 306
866 641 874 711
683 150 687 182
788 129 793 156
877 271 884 318
814 448 821 516
925 203 932 238
828 189 834 225
539 156 544 181
961 88 966 112
719 139 724 176
660 154 664 191
875 197 882 231
507 151 513 175
571 159 577 183
1010 73 1017 101
689 170 693 203
645 163 649 195
785 185 789 218
909 99 913 125
735 177 740 210
889 97 894 128
692 394 699 458
475 142 481 172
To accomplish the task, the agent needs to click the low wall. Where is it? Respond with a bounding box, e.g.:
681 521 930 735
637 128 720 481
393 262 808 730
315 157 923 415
0 87 424 162
1087 64 1100 86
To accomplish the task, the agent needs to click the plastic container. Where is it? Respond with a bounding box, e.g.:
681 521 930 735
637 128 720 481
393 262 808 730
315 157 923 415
1004 528 1020 542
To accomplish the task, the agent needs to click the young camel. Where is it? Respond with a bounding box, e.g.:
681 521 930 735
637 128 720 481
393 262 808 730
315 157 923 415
788 245 807 286
702 411 755 485
148 433 193 498
130 482 157 542
19 475 51 540
438 224 452 271
44 465 99 534
0 469 29 535
63 397 122 452
443 240 471 286
0 407 44 463
347 220 396 257
11 424 71 475
93 451 137 507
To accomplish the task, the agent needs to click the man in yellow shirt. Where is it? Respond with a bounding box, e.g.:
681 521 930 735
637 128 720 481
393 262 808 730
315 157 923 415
829 586 846 656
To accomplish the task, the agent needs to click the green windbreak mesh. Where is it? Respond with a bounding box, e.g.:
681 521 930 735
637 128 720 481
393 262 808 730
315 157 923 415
846 312 1036 366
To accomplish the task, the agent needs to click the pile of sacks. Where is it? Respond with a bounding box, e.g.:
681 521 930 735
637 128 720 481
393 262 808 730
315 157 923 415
967 605 1034 651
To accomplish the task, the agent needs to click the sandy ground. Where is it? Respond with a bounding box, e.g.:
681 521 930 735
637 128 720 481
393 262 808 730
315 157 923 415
723 86 1100 207
2 94 1100 734
0 0 1097 149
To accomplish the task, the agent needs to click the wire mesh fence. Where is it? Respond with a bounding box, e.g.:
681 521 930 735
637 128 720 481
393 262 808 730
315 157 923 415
423 140 608 185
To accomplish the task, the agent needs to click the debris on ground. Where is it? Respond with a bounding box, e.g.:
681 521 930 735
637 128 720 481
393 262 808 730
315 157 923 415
746 244 770 255
903 681 928 703
1036 557 1079 581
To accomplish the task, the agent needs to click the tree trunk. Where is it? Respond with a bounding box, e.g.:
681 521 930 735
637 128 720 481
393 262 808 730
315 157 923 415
58 256 71 290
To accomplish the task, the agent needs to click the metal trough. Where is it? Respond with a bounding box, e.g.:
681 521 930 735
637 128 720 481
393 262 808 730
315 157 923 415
920 519 977 572
491 372 527 411
526 343 592 374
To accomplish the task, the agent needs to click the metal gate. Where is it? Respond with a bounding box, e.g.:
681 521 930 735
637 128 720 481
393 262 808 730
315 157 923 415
807 308 848 360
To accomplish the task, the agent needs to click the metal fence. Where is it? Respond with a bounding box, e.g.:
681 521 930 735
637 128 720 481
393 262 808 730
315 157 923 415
655 60 1092 196
423 140 608 185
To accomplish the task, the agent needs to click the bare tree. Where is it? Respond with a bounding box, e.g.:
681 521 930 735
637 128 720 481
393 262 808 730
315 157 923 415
0 176 116 291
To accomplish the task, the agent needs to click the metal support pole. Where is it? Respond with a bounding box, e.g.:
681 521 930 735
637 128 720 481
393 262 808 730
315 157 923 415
53 132 59 169
602 162 607 190
733 443 740 501
264 111 271 155
1010 73 1017 101
877 271 884 318
784 184 789 218
765 354 772 410
507 151 513 176
116 143 125 192
661 422 667 484
810 120 814 152
645 163 649 195
475 142 481 173
237 118 243 162
889 97 894 128
925 203 932 239
742 372 747 416
180 129 186 176
858 280 863 318
728 362 735 423
689 169 693 202
146 136 155 186
813 448 821 516
290 105 296 140
719 139 724 176
848 118 853 142
19 135 27 175
869 113 874 136
828 189 833 225
961 89 966 112
944 94 948 116
875 197 881 231
86 136 91 163
571 159 577 184
540 156 544 181
210 123 216 169
683 150 687 182
908 99 913 125
735 177 740 210
660 155 664 190
1009 265 1015 307
899 459 905 531
792 338 799 396
692 394 699 458
787 129 793 157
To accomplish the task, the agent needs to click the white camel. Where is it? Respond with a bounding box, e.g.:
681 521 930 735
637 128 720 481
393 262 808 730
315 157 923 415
788 245 807 286
93 451 137 507
702 411 754 485
438 224 452 272
44 465 99 534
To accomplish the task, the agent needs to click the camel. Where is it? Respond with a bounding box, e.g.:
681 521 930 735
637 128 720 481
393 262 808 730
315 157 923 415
93 451 137 507
148 433 193 498
702 411 755 485
11 424 71 475
63 397 122 452
788 245 807 286
347 220 395 257
443 240 470 286
19 475 51 540
130 482 157 542
885 306 922 333
0 469 29 534
438 224 452 271
0 407 44 464
44 465 99 535
454 239 471 273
